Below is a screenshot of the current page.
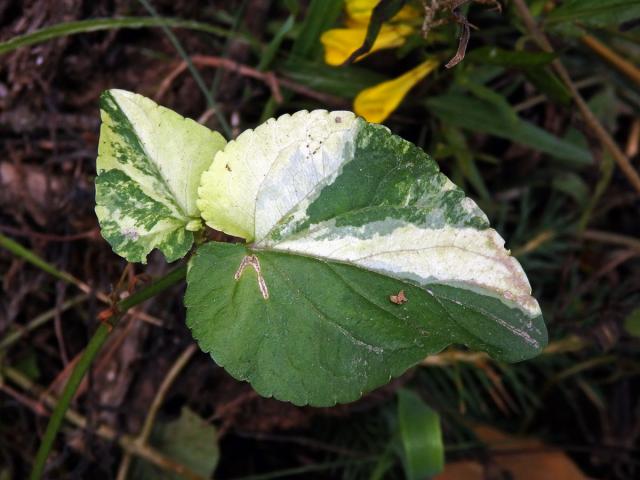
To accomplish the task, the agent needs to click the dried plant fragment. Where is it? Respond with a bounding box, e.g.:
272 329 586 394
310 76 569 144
421 0 501 68
234 254 269 300
390 290 408 304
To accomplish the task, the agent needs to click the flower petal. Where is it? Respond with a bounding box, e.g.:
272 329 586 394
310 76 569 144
345 0 420 24
320 24 414 66
354 59 439 123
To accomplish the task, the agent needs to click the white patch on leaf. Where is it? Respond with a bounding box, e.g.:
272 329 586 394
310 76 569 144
267 222 541 317
197 110 359 241
104 90 226 217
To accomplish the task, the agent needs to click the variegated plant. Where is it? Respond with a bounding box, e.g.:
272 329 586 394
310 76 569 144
95 89 547 407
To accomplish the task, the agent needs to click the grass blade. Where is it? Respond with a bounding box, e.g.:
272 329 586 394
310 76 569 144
397 389 445 480
0 17 231 56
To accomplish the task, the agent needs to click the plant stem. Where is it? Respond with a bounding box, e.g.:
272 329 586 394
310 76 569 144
512 0 640 195
29 265 187 480
581 34 640 87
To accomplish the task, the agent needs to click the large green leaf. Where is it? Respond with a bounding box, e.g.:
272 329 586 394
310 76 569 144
187 111 547 406
95 90 226 263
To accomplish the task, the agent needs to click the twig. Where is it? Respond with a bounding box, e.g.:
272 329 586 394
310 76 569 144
234 430 367 457
421 335 588 367
563 249 639 310
627 119 640 157
2 365 207 480
0 294 87 351
155 55 345 108
54 284 70 366
581 33 640 87
0 382 48 416
445 8 472 69
511 230 555 256
513 76 602 112
512 0 640 195
0 225 98 242
71 314 143 400
156 55 282 103
116 344 198 480
581 229 640 252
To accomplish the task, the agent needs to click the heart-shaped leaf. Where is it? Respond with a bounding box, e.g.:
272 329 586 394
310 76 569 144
187 110 547 406
95 89 226 263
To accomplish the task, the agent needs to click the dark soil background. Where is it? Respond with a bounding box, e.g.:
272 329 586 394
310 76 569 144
1 1 639 479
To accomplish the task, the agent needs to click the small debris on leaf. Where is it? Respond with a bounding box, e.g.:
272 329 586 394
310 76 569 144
390 290 408 305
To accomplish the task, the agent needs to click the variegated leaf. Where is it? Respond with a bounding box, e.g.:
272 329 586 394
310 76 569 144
95 89 226 263
188 110 547 406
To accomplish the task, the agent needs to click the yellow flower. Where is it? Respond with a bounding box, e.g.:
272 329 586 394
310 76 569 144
354 59 439 123
345 0 420 25
320 24 414 66
320 0 438 122
321 0 420 66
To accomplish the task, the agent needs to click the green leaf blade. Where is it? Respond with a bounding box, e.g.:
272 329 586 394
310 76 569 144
397 389 444 479
186 242 450 406
95 89 226 263
186 239 545 406
545 0 640 29
190 111 546 405
425 94 591 165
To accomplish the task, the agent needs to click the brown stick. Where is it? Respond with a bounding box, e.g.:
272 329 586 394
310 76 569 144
156 55 282 103
0 225 99 242
581 229 640 252
155 55 346 108
581 34 640 87
422 335 588 367
512 0 640 195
